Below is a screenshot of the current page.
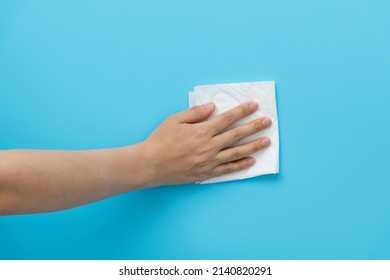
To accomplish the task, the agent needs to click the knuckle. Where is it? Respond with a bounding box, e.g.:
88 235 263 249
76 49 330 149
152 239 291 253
231 148 241 159
223 112 235 126
223 163 233 173
196 142 215 157
254 119 262 130
194 125 210 139
194 160 209 170
190 105 205 116
253 141 262 152
239 105 248 118
239 160 248 170
185 155 198 168
204 142 214 153
198 169 212 180
232 128 243 141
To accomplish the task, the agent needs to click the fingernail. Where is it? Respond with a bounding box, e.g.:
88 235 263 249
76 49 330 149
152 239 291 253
249 102 259 111
262 117 272 127
204 102 214 110
261 138 271 147
247 157 256 166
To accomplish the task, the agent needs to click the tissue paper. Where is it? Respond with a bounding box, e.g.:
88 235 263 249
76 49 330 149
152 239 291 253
189 81 279 184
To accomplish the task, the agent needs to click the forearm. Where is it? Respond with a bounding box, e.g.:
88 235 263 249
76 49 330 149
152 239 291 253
0 144 152 215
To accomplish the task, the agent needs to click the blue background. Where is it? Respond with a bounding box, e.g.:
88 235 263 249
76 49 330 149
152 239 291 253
0 0 389 259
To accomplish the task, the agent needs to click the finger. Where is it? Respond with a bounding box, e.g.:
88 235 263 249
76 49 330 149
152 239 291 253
210 157 256 178
173 102 215 124
214 117 272 148
206 101 259 134
215 137 271 164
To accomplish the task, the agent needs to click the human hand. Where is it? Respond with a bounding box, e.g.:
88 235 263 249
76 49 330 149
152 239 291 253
141 101 272 186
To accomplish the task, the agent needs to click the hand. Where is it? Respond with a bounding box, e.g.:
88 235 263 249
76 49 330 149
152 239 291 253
142 101 272 186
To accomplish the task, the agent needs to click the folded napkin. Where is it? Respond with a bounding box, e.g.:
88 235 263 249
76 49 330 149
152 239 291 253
189 81 279 184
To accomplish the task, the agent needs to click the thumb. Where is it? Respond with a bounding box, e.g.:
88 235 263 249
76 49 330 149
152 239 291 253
174 102 215 124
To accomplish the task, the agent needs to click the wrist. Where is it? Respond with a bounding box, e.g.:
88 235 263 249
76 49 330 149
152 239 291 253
119 142 158 190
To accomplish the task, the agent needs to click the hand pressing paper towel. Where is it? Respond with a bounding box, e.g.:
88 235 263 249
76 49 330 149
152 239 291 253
189 81 279 184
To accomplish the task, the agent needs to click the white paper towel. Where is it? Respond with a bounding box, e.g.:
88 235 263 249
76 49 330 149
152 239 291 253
189 81 279 184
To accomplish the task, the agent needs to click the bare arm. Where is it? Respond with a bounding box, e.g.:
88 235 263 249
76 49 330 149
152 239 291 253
0 146 150 215
0 101 272 215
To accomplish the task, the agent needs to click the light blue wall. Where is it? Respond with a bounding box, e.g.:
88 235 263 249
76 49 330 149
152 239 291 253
1 0 389 259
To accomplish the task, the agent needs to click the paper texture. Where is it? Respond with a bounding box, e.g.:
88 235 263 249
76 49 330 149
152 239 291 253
189 81 279 184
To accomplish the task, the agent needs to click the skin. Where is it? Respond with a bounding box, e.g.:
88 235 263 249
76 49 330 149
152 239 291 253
0 101 272 215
